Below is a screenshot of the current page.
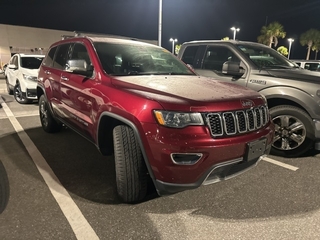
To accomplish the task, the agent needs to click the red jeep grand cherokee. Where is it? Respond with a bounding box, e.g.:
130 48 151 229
37 34 274 203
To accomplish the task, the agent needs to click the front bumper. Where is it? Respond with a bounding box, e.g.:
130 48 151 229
25 88 37 99
142 122 274 195
21 80 38 100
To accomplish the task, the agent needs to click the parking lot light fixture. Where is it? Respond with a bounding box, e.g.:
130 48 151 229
170 38 178 54
288 38 294 59
230 27 240 40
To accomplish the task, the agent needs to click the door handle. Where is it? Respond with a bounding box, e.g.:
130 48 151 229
61 76 69 81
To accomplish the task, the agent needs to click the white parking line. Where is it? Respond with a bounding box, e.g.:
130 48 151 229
262 156 299 171
0 97 99 240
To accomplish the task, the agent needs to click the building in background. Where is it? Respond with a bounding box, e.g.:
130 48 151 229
0 24 157 69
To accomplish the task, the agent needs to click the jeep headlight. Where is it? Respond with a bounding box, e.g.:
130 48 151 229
23 74 38 82
154 110 204 128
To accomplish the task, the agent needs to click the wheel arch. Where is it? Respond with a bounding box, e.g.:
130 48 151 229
97 112 156 182
261 87 319 118
37 85 45 99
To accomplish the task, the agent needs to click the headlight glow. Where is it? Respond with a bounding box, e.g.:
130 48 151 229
154 110 204 128
23 74 38 81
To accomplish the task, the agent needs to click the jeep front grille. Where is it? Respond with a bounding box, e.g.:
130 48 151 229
205 105 269 137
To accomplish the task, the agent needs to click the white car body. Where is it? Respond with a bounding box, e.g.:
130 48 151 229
6 53 44 103
291 59 320 71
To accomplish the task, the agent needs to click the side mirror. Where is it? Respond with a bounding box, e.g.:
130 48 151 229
8 64 18 70
222 61 245 77
66 59 93 77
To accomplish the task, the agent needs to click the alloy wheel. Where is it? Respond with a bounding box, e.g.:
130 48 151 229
40 101 49 128
272 114 306 151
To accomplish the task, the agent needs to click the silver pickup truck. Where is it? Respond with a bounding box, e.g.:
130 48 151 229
178 40 320 157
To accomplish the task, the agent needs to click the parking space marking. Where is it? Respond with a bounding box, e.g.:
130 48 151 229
0 97 99 240
262 157 299 171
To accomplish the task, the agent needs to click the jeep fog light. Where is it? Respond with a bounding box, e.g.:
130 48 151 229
171 153 203 165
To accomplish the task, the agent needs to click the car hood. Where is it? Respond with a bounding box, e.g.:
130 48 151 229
260 68 320 83
20 68 39 77
112 75 264 111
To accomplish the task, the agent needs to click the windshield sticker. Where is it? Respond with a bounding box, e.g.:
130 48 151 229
249 79 267 85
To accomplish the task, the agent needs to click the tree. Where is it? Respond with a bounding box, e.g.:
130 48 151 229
257 21 286 48
311 40 320 60
300 29 320 60
277 46 288 56
174 44 181 55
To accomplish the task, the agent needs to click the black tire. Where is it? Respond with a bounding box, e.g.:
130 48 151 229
6 78 13 95
0 160 9 214
13 82 30 104
39 95 62 133
270 105 314 158
113 125 148 203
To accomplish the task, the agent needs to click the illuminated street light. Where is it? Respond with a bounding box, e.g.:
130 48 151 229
158 0 162 46
170 38 178 54
288 38 294 59
230 27 240 40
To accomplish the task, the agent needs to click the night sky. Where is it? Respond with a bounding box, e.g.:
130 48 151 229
0 0 320 59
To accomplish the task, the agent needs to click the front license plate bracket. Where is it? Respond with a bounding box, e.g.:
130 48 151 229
246 138 267 161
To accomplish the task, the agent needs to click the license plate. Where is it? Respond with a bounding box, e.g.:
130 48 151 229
246 138 267 161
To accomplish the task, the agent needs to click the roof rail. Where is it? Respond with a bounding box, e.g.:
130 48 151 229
61 35 75 40
73 31 139 41
61 31 158 45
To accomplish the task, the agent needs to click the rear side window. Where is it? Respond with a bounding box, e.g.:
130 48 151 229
181 46 199 65
43 47 57 67
203 46 239 72
305 63 320 71
53 44 72 70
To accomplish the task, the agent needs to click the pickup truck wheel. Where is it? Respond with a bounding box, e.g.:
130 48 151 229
0 160 9 214
39 95 62 133
270 105 314 157
13 82 30 104
113 125 148 203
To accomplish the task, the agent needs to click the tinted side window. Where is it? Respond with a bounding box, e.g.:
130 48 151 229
181 46 199 65
53 44 72 70
305 63 320 71
202 46 239 72
43 46 57 67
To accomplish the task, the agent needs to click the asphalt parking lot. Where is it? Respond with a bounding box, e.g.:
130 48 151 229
0 75 320 240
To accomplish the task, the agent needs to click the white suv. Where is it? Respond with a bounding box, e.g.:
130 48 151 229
6 54 44 103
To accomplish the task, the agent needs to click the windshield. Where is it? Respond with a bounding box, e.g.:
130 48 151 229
21 57 44 69
93 42 195 76
236 43 297 69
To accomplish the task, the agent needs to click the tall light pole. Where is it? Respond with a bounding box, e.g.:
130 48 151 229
230 27 240 40
170 38 178 54
288 38 294 59
158 0 162 46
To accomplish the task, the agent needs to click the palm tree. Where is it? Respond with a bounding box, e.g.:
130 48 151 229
257 21 286 48
300 29 320 60
311 40 320 60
